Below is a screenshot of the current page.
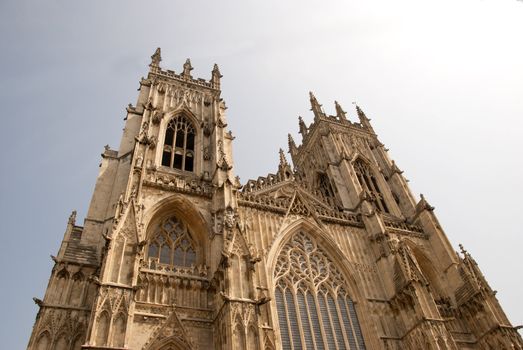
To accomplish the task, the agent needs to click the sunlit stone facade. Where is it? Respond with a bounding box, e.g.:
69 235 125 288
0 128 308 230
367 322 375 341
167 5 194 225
27 49 523 350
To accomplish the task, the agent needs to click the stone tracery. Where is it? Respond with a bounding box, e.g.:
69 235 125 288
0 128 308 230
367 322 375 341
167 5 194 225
161 115 195 172
146 215 197 269
274 232 366 350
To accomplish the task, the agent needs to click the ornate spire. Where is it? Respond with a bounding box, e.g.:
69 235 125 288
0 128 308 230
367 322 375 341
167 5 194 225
298 116 308 137
150 47 162 68
211 63 222 89
309 91 324 120
334 100 348 122
182 58 193 78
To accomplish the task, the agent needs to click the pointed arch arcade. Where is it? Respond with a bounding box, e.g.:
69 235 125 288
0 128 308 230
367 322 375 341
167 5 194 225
273 231 366 350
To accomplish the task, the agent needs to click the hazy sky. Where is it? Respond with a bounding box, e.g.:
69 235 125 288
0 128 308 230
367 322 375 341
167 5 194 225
1 0 522 348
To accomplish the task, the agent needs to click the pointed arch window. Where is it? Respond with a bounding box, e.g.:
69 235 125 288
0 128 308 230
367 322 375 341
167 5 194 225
146 216 196 269
274 232 366 350
161 115 195 172
354 159 389 213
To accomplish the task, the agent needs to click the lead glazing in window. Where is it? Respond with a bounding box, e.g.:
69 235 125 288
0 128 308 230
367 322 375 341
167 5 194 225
274 232 366 350
161 115 195 172
146 216 196 269
354 159 389 213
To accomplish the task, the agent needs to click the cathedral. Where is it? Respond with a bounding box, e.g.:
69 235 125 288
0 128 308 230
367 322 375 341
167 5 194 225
27 48 523 350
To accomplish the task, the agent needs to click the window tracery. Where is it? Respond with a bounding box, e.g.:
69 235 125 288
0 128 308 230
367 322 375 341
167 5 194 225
274 232 366 350
354 159 389 213
146 216 196 269
161 115 195 172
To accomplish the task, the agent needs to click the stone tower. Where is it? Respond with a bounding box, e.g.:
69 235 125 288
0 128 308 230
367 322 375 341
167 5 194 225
27 49 522 350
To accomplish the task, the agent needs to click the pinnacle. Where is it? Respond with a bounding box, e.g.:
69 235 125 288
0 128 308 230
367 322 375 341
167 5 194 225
288 133 295 144
335 100 347 121
279 148 288 166
150 47 162 67
184 58 193 70
182 58 194 78
212 63 223 79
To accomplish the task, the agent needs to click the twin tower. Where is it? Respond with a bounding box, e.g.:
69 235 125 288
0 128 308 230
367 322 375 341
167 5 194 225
27 48 522 350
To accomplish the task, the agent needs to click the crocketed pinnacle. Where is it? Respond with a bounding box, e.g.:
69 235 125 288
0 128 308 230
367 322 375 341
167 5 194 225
279 148 288 167
334 100 348 121
288 133 297 153
309 91 324 120
298 116 308 137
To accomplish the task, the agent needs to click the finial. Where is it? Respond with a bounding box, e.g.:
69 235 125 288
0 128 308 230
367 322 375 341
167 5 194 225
182 58 193 78
150 47 162 68
309 91 324 120
68 210 77 226
334 100 348 122
459 244 467 255
298 116 308 136
211 63 222 88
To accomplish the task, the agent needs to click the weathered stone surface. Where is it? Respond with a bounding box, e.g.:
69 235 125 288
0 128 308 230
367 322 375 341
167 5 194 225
27 49 522 350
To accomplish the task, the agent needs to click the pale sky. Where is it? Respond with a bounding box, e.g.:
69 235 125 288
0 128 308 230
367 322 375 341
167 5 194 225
1 0 522 348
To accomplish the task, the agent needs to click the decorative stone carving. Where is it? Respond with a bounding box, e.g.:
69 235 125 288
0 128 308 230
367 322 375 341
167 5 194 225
151 110 163 125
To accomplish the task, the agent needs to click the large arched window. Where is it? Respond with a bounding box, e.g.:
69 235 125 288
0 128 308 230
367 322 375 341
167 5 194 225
274 232 366 350
354 159 389 213
146 216 196 269
161 115 195 172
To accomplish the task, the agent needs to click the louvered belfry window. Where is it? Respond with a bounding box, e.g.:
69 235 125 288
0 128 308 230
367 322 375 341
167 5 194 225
354 159 389 213
161 115 195 172
274 232 366 350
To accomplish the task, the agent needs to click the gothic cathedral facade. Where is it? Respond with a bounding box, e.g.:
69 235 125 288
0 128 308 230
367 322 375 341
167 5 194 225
27 49 523 350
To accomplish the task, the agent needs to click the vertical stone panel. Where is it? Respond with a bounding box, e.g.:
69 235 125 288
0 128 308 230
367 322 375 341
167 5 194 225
54 336 68 350
112 313 127 347
35 332 50 350
95 311 110 346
